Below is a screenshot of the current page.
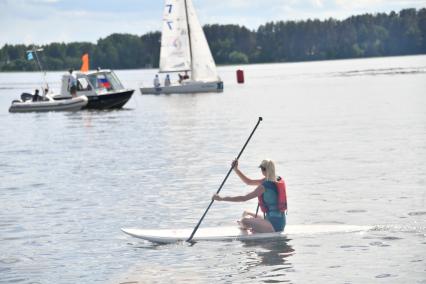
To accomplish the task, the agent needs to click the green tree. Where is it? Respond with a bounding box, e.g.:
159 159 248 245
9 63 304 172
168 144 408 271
1 8 425 72
228 51 248 64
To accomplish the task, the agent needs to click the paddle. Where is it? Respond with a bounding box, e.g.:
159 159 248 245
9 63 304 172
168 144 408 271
255 204 260 217
186 117 263 242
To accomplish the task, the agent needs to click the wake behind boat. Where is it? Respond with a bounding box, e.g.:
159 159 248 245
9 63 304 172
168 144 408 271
140 0 223 95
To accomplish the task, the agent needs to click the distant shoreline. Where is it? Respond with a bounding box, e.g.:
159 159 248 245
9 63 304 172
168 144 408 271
1 8 425 72
1 54 425 74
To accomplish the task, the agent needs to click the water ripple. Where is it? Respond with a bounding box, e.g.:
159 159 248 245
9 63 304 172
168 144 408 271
1 57 425 283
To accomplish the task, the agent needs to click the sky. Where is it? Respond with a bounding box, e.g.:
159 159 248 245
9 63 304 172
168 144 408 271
0 0 425 47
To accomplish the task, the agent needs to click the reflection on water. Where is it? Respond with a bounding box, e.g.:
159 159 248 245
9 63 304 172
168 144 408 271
241 238 295 283
242 238 294 267
116 238 295 284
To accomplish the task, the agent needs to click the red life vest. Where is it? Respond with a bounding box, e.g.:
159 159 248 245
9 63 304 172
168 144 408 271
258 177 287 214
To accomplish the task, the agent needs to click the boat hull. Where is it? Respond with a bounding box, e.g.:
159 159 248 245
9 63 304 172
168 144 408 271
85 89 134 109
54 89 134 110
9 96 88 113
140 81 223 95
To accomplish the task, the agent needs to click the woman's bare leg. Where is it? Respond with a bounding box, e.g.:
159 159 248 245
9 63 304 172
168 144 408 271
241 217 274 233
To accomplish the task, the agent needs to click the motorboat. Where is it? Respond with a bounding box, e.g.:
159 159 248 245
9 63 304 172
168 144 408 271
140 0 223 95
53 69 134 109
9 46 89 113
9 92 87 113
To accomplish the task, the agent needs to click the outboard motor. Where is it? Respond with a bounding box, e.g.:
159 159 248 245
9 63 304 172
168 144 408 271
21 93 33 102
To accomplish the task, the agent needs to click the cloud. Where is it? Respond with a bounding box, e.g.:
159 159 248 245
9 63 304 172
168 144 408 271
0 0 161 46
312 0 325 7
1 0 425 46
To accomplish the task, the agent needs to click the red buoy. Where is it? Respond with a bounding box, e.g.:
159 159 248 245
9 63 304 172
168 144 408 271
236 69 244 83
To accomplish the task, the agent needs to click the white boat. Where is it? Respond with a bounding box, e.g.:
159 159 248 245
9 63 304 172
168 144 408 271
8 46 89 113
140 0 223 95
53 69 134 109
9 92 88 113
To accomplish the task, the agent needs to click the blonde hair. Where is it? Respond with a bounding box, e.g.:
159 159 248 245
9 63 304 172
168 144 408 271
260 159 276 181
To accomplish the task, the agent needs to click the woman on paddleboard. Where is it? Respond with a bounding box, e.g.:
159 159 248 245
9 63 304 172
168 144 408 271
212 159 287 233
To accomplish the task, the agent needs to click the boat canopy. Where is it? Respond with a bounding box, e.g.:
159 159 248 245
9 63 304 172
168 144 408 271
60 70 124 96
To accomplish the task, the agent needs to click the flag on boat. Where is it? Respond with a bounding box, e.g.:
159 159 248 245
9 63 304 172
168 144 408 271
27 52 33 61
80 53 89 72
98 78 111 89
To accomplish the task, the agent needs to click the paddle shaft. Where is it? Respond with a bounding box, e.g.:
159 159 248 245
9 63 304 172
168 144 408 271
186 117 263 242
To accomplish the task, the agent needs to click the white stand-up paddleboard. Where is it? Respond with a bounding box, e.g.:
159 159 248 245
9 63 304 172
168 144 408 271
121 225 371 244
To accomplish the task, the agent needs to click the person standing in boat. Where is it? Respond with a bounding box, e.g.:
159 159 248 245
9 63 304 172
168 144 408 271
68 69 77 97
154 74 160 88
212 159 286 233
164 74 171 87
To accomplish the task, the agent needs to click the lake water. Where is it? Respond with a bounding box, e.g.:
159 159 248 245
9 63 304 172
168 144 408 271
0 55 425 283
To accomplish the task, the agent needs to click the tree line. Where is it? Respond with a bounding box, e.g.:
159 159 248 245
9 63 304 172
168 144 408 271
0 8 425 72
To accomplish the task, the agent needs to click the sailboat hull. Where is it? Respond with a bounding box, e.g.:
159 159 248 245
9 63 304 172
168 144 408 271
140 81 223 95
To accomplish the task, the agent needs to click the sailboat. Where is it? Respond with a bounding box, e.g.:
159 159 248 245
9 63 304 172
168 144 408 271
140 0 224 95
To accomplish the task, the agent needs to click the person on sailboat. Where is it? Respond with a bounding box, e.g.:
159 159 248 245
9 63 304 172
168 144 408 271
178 71 190 84
212 159 286 233
183 71 189 80
164 74 171 87
154 74 160 88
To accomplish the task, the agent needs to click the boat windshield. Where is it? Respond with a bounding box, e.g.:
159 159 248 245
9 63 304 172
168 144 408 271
87 72 124 92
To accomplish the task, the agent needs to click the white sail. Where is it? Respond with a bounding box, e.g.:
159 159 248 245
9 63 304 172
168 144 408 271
142 0 223 94
159 0 191 73
186 0 220 82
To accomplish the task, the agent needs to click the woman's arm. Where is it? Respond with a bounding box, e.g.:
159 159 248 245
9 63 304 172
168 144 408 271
233 160 264 186
213 185 265 202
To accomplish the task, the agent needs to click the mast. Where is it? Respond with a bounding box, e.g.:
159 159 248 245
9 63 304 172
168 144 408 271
29 47 49 91
183 0 193 74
